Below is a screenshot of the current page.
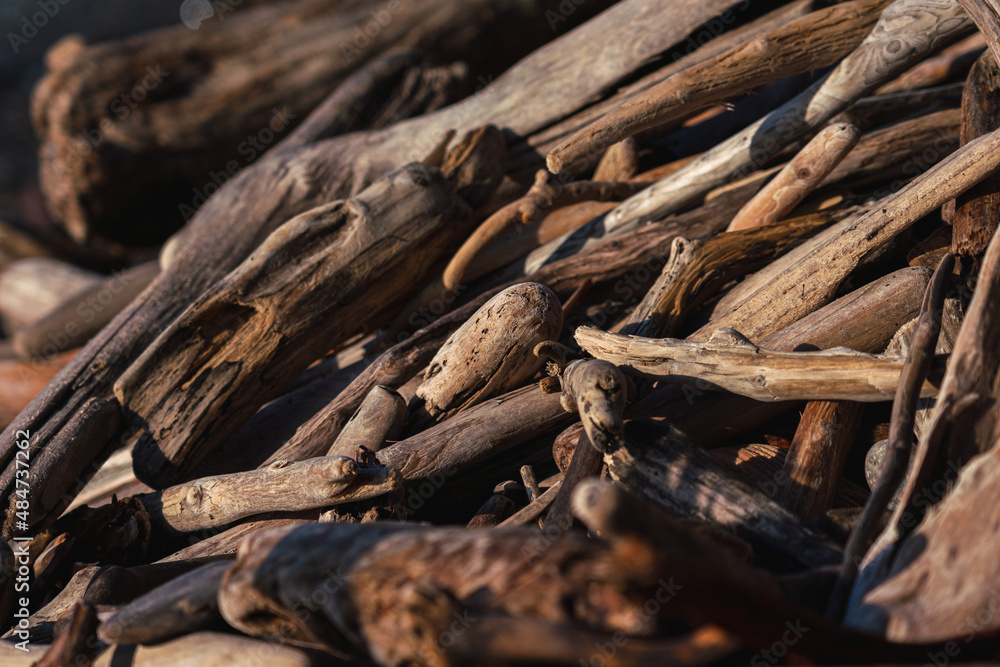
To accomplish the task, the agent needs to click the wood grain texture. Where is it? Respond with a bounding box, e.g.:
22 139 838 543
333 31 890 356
413 283 562 424
118 162 474 488
379 384 574 482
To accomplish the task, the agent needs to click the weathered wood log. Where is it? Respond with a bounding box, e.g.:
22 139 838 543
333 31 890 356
726 123 861 231
119 147 495 488
327 386 405 458
547 0 888 173
952 50 1000 257
379 384 574 483
135 456 399 534
576 326 942 403
776 401 865 521
98 560 231 645
817 106 961 191
217 521 641 662
412 283 562 425
526 0 973 269
13 261 158 360
875 31 987 93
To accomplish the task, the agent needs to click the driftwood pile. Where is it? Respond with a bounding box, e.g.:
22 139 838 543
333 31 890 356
5 0 1000 664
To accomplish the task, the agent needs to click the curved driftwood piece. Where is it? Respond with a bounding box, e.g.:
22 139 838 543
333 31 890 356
136 456 399 534
726 123 861 231
98 560 232 646
118 158 481 489
627 267 931 449
543 358 629 532
557 360 629 454
575 327 942 403
547 0 886 173
327 386 406 458
525 0 972 270
412 283 562 424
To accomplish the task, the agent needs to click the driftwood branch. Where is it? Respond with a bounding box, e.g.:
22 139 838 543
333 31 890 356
726 123 861 231
575 326 942 402
136 457 400 533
